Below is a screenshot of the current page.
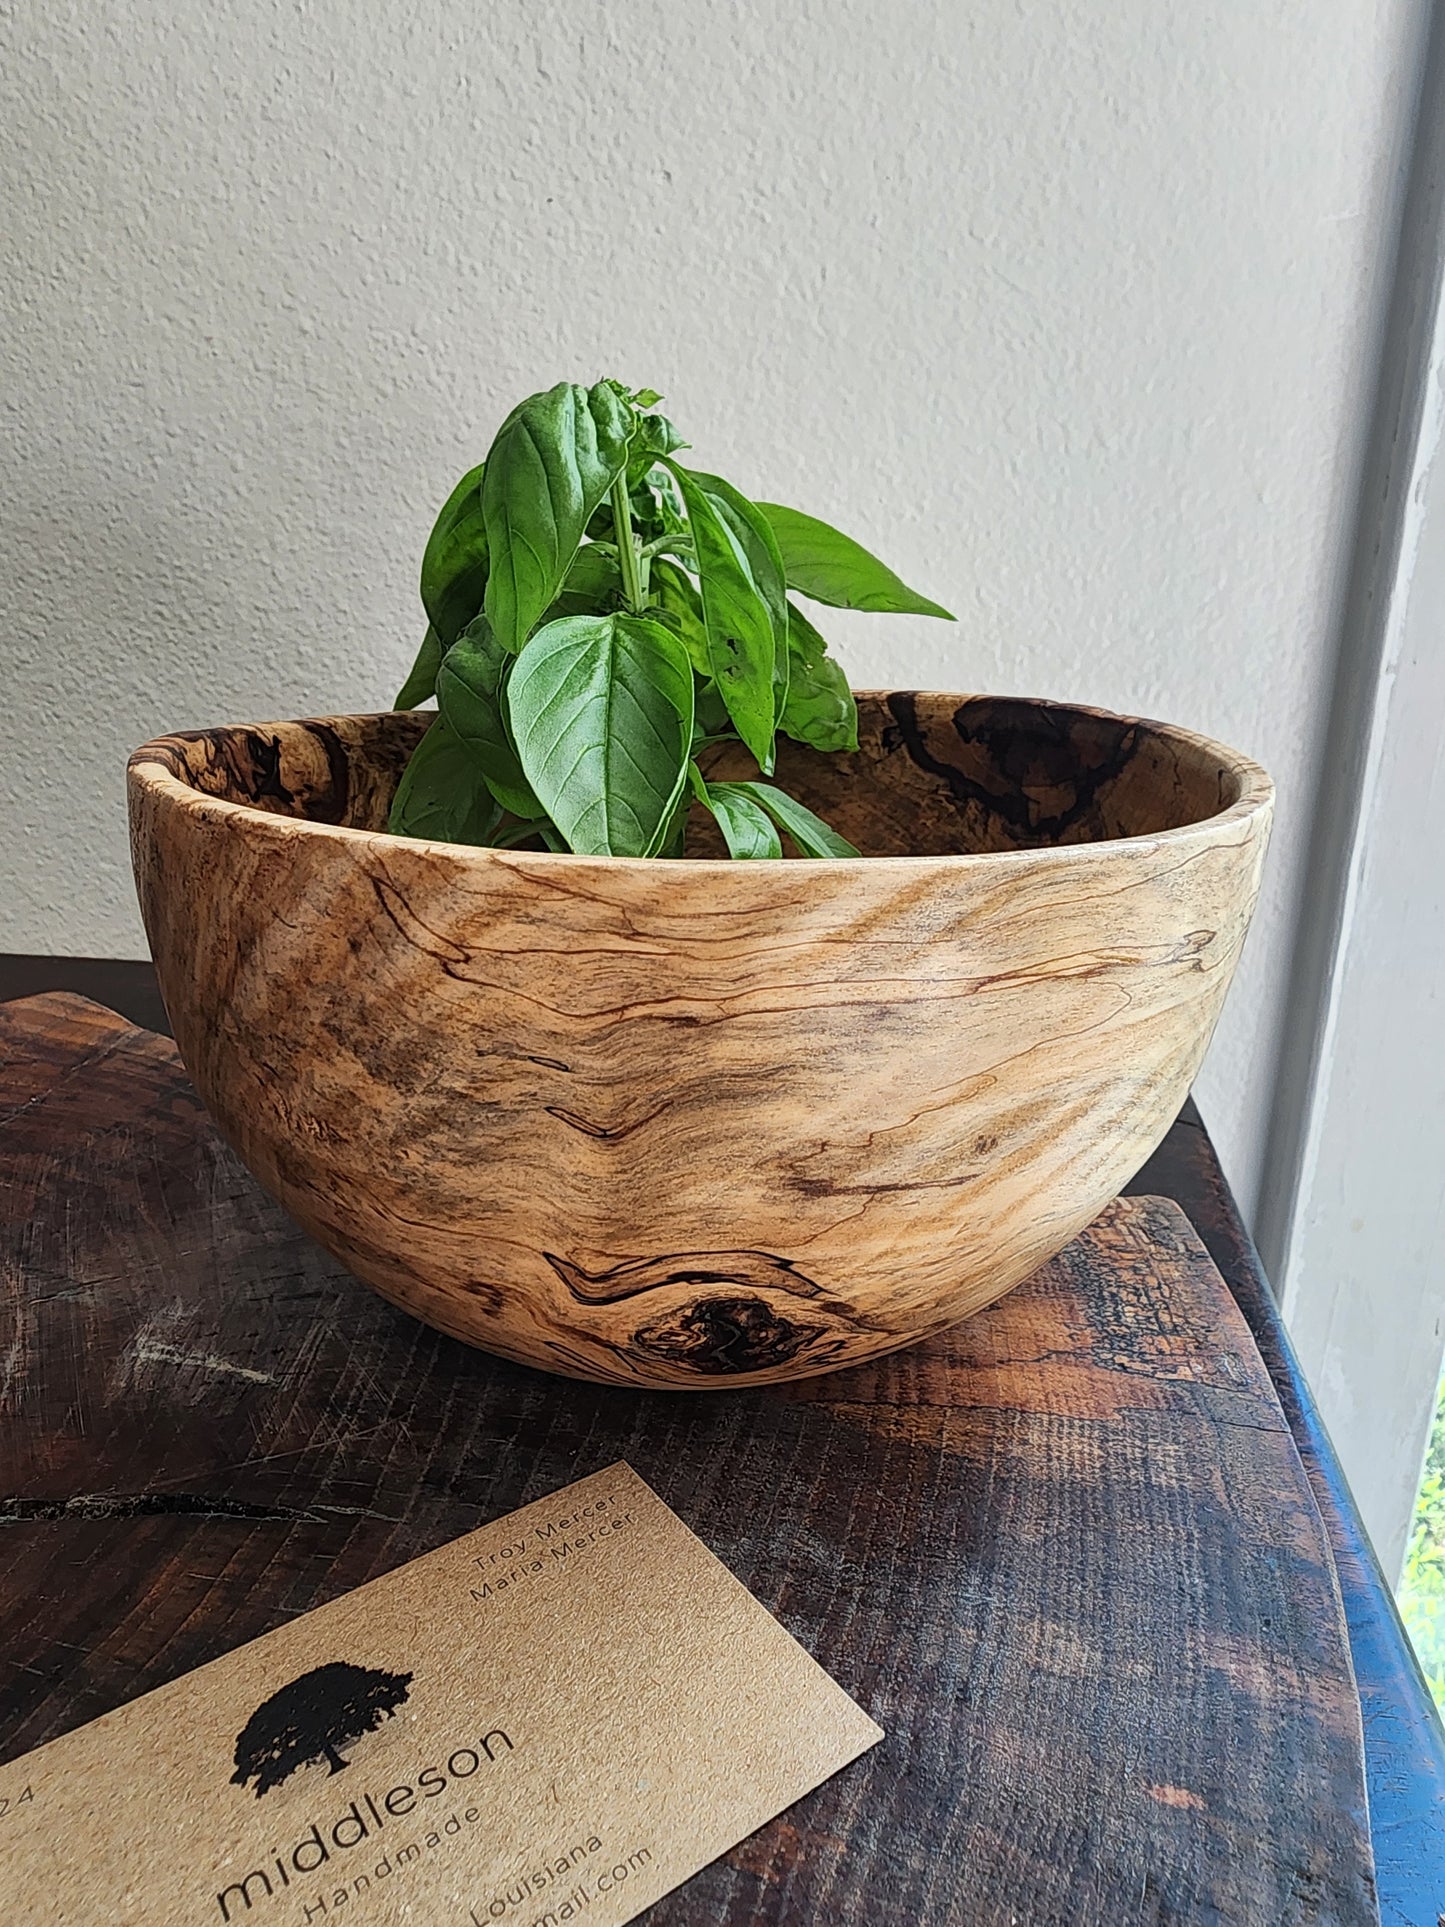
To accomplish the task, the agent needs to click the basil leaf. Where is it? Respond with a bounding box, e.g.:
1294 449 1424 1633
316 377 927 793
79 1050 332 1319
687 765 782 860
628 442 689 544
482 381 632 654
652 772 694 859
686 469 790 723
688 471 788 646
779 601 858 752
436 617 542 820
508 612 695 856
421 464 488 645
694 679 732 739
662 460 777 772
539 543 624 623
647 558 711 675
727 780 859 858
757 502 955 619
394 625 444 709
626 412 687 487
386 717 503 847
564 543 623 601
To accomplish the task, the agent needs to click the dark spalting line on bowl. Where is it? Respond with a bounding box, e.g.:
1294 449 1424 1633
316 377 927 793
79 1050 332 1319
544 1248 825 1306
295 722 351 824
629 1293 834 1374
138 729 290 808
544 1103 668 1141
231 732 294 809
369 874 472 968
790 1165 986 1199
883 691 1142 843
223 721 351 823
137 721 352 824
455 1278 506 1314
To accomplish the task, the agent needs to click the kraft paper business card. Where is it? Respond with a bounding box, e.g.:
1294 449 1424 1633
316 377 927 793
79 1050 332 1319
0 1463 882 1925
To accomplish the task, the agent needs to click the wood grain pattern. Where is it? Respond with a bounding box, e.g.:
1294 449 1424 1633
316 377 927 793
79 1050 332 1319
127 693 1273 1387
0 995 1372 1925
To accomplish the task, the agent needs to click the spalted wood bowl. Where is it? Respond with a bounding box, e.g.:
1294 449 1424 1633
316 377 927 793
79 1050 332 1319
128 694 1272 1388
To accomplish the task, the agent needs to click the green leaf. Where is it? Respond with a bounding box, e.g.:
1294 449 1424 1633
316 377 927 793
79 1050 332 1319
508 612 695 856
394 626 444 709
689 471 789 644
652 773 694 859
436 617 542 819
387 717 503 847
627 412 687 485
647 558 711 675
757 502 955 619
541 543 624 622
662 459 778 771
627 427 690 543
688 765 782 860
488 816 554 849
686 469 790 723
694 680 732 739
565 543 623 600
779 601 858 752
727 780 860 858
482 381 633 654
421 464 488 646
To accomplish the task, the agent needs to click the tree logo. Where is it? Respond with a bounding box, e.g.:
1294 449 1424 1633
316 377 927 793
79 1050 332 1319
230 1662 414 1798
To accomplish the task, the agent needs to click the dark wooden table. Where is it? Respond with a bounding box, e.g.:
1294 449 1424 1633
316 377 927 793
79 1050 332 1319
2 954 1443 1922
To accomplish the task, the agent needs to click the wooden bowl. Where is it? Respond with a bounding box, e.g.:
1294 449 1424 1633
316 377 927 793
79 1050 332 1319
128 693 1272 1388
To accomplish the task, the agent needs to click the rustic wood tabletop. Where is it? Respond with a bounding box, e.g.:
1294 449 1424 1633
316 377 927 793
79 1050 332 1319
1 956 1442 1922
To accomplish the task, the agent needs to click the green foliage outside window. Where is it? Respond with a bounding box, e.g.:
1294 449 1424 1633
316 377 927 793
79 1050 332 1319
1399 1381 1445 1709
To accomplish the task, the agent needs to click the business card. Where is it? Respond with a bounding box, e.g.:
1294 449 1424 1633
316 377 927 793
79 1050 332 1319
0 1463 881 1925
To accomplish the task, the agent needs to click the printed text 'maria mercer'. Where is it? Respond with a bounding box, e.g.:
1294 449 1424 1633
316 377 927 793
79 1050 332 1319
471 1510 634 1601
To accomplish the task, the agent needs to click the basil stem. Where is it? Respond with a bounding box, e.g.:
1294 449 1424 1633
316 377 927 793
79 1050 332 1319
610 472 645 614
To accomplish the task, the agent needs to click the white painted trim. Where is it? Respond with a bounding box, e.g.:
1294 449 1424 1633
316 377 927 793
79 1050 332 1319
1256 2 1445 1582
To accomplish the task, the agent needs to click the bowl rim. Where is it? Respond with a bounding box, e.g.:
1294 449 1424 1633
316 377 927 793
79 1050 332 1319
128 690 1274 873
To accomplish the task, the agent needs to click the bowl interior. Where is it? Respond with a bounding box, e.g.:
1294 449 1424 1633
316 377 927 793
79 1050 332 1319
146 693 1252 858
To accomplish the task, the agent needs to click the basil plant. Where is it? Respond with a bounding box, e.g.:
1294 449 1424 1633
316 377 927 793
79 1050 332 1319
389 379 953 859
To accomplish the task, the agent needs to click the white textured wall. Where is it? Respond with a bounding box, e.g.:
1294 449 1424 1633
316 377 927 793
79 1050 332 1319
0 0 1424 1220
